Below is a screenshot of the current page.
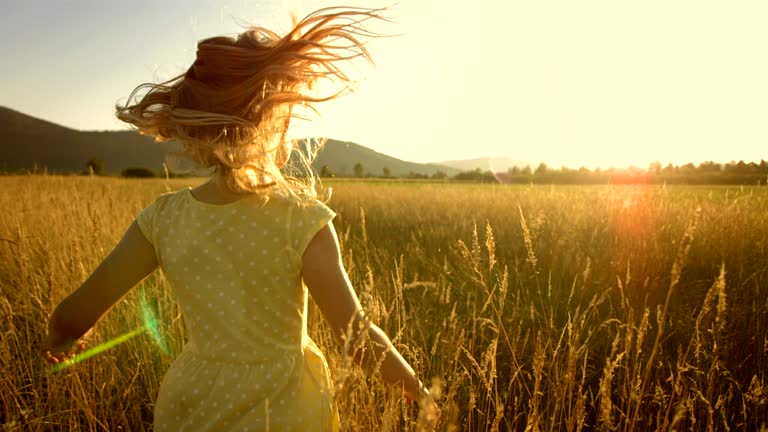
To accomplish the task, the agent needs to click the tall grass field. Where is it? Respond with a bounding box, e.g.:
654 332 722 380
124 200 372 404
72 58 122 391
1 175 767 431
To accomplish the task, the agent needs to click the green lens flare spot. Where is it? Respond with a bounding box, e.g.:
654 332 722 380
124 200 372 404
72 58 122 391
49 290 172 374
140 291 171 356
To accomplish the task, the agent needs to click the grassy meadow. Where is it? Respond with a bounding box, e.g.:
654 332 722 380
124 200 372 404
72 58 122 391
1 175 767 431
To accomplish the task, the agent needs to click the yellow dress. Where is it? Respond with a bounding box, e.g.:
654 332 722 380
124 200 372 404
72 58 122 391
136 187 339 432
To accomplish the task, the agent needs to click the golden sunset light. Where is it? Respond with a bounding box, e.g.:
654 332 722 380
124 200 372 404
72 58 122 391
3 2 768 431
2 0 767 169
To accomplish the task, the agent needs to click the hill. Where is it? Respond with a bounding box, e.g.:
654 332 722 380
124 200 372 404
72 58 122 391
0 106 181 173
0 106 456 177
311 139 458 177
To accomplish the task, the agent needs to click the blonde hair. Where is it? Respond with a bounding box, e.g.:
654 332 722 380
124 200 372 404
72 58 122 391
116 6 385 199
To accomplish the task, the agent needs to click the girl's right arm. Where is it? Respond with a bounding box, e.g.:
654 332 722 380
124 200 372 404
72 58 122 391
302 222 437 411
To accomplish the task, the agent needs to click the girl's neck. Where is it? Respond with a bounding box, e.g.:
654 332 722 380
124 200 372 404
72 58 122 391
192 175 251 205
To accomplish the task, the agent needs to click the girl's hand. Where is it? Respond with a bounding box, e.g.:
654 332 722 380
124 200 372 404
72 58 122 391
41 335 84 365
416 390 440 431
409 384 439 431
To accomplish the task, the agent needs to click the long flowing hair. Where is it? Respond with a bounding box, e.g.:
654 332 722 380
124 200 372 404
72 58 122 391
116 6 386 199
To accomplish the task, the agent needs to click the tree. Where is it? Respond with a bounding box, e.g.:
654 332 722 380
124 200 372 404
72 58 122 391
680 162 696 174
431 170 447 180
698 161 721 172
122 167 156 178
86 158 104 176
648 161 662 175
453 168 495 182
382 167 391 178
735 160 748 173
534 163 548 175
320 165 334 177
353 162 364 178
407 171 428 179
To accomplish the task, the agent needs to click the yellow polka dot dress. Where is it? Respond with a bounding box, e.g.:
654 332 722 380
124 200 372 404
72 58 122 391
136 188 339 431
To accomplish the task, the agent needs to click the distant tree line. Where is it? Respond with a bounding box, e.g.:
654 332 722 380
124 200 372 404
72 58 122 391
76 157 194 178
66 158 768 185
492 160 768 185
318 163 451 181
321 160 768 185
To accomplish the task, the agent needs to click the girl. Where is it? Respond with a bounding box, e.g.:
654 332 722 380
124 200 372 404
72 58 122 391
42 6 438 431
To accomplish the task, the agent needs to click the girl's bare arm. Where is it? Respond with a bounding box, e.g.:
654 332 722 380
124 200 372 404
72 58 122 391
43 221 158 358
301 222 429 402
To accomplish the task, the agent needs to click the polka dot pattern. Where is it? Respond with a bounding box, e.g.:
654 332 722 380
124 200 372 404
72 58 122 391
136 188 338 431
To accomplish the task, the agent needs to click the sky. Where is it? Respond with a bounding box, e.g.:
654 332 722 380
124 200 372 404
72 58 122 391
1 0 766 169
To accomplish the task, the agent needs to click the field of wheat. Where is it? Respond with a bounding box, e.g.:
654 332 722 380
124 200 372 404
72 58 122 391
1 175 767 431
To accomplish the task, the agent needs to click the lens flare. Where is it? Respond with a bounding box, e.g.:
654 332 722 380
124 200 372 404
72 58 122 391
49 290 170 374
139 291 171 356
48 327 145 374
488 157 504 184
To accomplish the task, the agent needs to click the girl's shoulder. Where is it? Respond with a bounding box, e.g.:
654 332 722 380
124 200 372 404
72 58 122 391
149 188 189 210
282 196 337 255
138 188 197 224
142 187 333 219
267 190 332 211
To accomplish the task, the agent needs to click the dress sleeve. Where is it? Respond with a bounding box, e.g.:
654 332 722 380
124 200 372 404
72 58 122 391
136 197 160 247
291 200 337 256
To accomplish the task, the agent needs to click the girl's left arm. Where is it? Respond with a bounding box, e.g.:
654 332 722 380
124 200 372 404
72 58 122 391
42 221 158 362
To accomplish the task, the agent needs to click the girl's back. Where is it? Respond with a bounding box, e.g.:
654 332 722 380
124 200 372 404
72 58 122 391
42 6 439 431
140 187 337 430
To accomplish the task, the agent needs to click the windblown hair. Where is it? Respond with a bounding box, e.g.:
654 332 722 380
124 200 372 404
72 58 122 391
116 6 385 198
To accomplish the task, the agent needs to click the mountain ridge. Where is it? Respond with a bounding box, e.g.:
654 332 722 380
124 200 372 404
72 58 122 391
0 106 459 177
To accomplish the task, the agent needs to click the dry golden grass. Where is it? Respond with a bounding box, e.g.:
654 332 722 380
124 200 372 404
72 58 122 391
1 175 767 431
